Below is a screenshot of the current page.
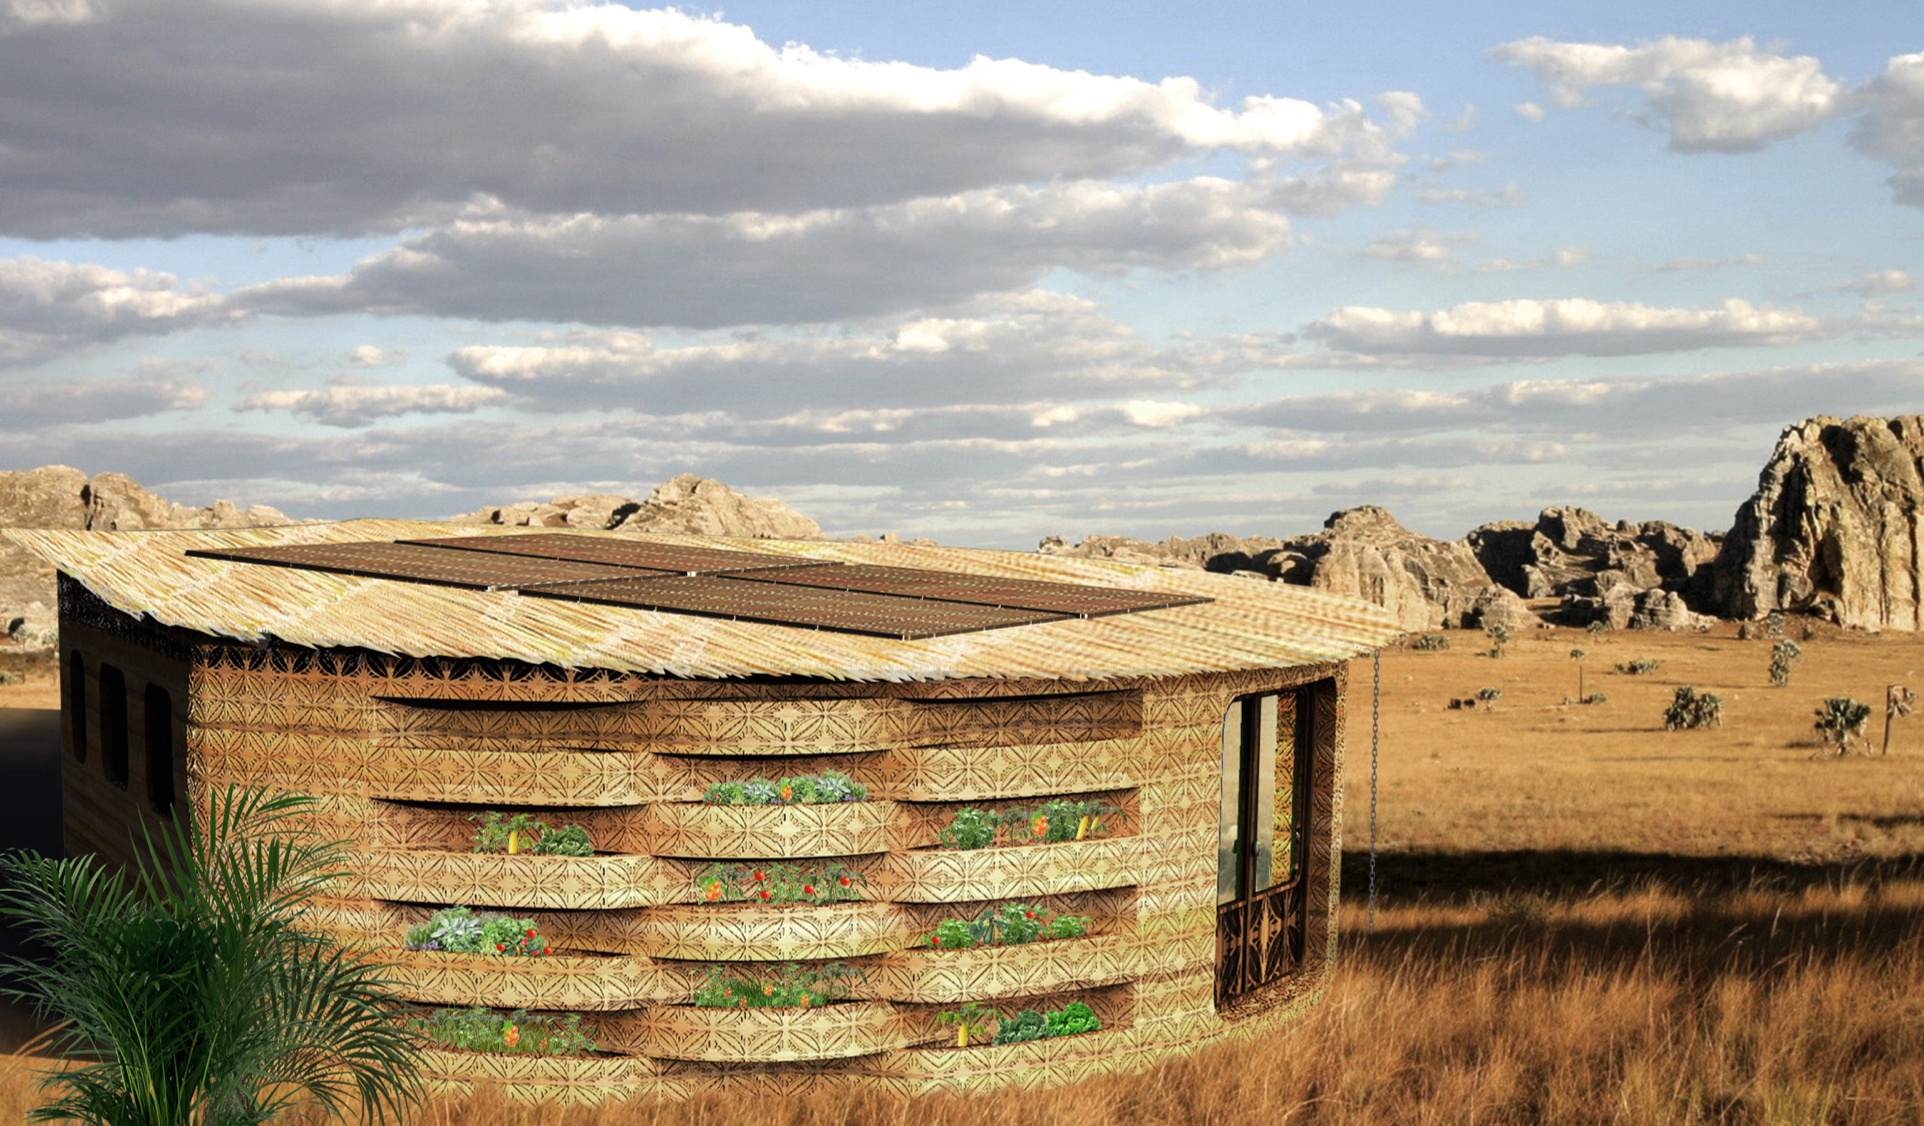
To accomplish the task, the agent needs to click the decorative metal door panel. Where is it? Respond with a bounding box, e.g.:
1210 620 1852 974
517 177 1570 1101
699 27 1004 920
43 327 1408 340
1215 688 1312 1007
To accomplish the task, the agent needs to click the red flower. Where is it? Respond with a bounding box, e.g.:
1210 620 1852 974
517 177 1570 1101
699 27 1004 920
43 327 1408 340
780 785 793 801
738 998 749 1009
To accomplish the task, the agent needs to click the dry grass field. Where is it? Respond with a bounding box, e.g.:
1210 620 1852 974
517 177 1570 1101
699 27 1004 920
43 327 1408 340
4 620 1922 1124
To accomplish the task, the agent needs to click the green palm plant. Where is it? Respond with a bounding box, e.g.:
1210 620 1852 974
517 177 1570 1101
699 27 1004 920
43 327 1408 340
1813 697 1872 757
0 785 423 1125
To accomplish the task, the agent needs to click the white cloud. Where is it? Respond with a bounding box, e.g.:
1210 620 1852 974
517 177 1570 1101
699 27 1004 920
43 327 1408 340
1515 102 1546 122
346 345 400 367
1477 248 1590 273
1842 268 1917 296
1119 400 1204 427
0 256 237 366
1655 253 1768 272
1306 296 1828 358
0 0 1418 238
1359 228 1478 264
1853 53 1924 208
236 383 510 428
1490 36 1843 153
242 177 1297 329
0 375 205 426
1416 182 1523 207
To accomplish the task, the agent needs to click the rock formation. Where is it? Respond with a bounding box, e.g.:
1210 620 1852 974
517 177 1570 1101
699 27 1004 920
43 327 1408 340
1 466 297 652
1044 505 1534 633
1710 415 1924 630
452 474 823 540
1466 506 1722 627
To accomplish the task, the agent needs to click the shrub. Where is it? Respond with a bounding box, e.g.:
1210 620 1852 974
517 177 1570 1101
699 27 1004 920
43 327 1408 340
408 905 552 956
694 861 867 905
703 769 868 805
1616 659 1660 675
1410 633 1450 651
937 807 1000 851
470 811 595 856
1664 686 1722 731
990 1002 1101 1046
1582 692 1608 705
1766 611 1786 638
927 903 1092 949
1476 686 1502 711
1768 639 1803 687
530 822 594 856
692 961 865 1008
1586 620 1607 635
408 1006 596 1056
1813 697 1872 756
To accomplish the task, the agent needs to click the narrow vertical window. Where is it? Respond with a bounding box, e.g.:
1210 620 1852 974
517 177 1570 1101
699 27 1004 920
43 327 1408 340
1216 686 1314 1007
145 685 174 817
99 664 127 788
66 650 87 762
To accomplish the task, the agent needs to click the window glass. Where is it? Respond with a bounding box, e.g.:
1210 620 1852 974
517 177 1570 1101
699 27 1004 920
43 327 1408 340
1216 702 1241 905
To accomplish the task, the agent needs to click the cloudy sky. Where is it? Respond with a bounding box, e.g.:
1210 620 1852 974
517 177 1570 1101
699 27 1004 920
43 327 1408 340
2 0 1920 547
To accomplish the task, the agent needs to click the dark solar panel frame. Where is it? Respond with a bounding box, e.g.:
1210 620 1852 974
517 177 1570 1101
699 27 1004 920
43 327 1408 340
519 575 1071 639
399 533 821 576
719 562 1213 617
184 542 665 590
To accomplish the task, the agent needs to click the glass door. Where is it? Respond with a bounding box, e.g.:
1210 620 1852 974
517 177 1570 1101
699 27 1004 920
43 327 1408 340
1215 687 1312 1007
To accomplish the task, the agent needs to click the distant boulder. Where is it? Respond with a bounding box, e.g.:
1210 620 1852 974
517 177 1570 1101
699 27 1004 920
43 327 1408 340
1710 414 1924 630
1466 506 1721 617
453 473 823 540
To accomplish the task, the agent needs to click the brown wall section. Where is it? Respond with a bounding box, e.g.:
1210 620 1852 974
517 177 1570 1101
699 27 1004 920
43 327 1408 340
57 574 1347 1103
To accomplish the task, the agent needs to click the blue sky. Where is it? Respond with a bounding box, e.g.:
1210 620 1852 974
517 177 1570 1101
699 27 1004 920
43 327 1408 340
1 1 1920 548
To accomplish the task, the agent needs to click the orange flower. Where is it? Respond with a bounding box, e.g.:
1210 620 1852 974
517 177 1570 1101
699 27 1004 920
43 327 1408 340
503 1025 519 1048
738 998 749 1009
1031 818 1047 838
780 785 792 800
703 883 722 902
763 985 774 996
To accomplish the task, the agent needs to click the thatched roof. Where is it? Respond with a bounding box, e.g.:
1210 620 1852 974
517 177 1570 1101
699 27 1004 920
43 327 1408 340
5 521 1402 682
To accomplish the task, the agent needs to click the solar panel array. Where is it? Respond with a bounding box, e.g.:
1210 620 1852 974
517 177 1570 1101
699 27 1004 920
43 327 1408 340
188 534 1211 640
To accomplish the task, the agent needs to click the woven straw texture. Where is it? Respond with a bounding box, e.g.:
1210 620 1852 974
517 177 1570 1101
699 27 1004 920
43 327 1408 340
35 535 1372 1102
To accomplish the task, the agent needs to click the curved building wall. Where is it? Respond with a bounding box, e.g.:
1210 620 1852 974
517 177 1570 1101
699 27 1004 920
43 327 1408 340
57 578 1348 1103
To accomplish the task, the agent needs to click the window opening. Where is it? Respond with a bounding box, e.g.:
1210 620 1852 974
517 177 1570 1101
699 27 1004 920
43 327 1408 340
66 650 87 762
146 685 175 817
99 664 128 789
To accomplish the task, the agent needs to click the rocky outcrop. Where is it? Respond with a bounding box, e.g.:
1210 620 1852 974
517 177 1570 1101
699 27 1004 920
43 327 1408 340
452 474 823 540
1467 506 1721 609
1 466 298 652
1710 415 1924 630
1044 505 1534 633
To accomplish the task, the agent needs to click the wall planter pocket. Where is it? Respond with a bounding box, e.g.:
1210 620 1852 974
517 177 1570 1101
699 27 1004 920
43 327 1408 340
647 800 900 859
362 745 650 806
360 848 668 911
415 1045 654 1106
883 836 1148 902
383 948 664 1011
876 934 1134 1003
635 1000 911 1062
638 900 912 961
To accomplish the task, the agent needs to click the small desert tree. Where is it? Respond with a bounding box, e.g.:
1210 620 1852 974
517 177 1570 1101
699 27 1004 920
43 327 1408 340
1813 697 1872 757
1768 639 1802 687
1569 648 1586 701
1485 623 1511 659
1765 610 1786 639
1882 685 1915 756
1476 686 1502 711
1664 685 1722 730
1586 619 1607 637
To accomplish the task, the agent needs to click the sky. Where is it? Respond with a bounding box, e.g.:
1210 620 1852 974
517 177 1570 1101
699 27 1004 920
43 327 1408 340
1 1 1921 549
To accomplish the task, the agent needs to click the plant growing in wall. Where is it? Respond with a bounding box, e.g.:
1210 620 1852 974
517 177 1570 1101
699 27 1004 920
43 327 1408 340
405 905 553 956
470 811 595 856
936 799 1126 850
691 960 867 1009
989 1001 1101 1046
927 903 1091 949
934 1001 998 1048
694 861 868 905
701 769 868 805
407 1006 598 1057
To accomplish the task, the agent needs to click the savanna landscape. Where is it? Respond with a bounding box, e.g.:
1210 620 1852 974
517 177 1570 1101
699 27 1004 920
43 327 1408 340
4 614 1919 1125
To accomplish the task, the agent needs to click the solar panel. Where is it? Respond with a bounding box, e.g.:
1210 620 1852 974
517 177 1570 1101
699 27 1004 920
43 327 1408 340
721 562 1213 617
399 533 819 575
519 575 1071 639
185 541 662 590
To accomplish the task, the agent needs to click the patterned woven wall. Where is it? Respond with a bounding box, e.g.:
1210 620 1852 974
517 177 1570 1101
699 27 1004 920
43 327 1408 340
58 580 1350 1103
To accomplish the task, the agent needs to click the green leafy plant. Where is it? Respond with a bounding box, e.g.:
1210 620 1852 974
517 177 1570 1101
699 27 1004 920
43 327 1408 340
702 769 868 805
989 1001 1100 1045
407 1006 597 1057
1582 692 1608 705
1476 686 1502 711
406 905 553 956
693 860 868 905
1766 611 1786 639
1664 685 1723 731
0 785 423 1125
1410 633 1450 651
1616 659 1660 675
934 1001 998 1048
470 811 596 856
1586 620 1607 636
1768 639 1803 687
1813 697 1873 757
690 961 866 1009
937 807 1000 851
926 903 1091 949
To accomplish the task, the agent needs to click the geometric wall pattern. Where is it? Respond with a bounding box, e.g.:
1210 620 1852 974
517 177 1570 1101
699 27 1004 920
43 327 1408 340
54 575 1352 1103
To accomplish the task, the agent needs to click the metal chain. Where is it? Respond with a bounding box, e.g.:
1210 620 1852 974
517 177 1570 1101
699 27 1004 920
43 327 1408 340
1370 646 1379 935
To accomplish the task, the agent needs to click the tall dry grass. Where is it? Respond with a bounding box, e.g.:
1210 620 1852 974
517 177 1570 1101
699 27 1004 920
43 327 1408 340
5 625 1921 1123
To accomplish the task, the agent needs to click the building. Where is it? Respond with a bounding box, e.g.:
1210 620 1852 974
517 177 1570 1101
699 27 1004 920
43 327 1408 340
7 520 1400 1102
